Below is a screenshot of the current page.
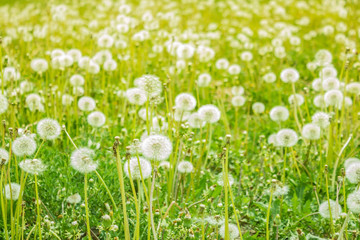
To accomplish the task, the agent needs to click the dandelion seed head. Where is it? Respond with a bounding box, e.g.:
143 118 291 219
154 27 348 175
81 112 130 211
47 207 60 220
177 161 194 173
70 74 85 86
70 147 97 173
346 162 360 184
319 200 341 219
263 72 276 83
324 89 343 107
78 96 96 111
30 58 48 73
276 129 298 147
19 158 46 175
175 93 196 111
37 118 61 140
219 223 239 239
301 123 321 140
231 95 246 107
187 112 205 129
124 157 152 180
344 158 360 170
288 94 304 106
87 111 106 127
312 112 330 129
269 106 289 122
197 73 212 87
67 193 81 204
141 135 172 161
0 94 8 114
252 102 265 114
12 136 37 157
280 68 299 83
134 74 162 97
126 88 147 105
347 190 360 214
198 104 221 123
4 183 21 200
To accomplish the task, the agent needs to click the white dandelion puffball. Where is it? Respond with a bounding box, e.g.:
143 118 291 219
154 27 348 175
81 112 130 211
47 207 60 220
12 136 37 157
141 135 173 161
173 109 190 122
322 77 340 91
134 74 162 97
312 112 330 129
126 88 147 105
269 106 289 122
30 58 48 73
273 185 290 197
177 161 194 173
37 118 61 140
324 89 343 107
228 64 241 75
217 172 235 186
97 34 114 48
78 96 96 111
312 78 322 91
70 74 85 86
280 68 299 83
263 72 276 83
187 112 205 128
315 49 333 66
70 147 97 173
219 223 239 239
347 190 360 214
319 200 341 219
268 134 279 146
301 123 321 140
0 148 9 165
197 73 212 87
87 111 106 127
346 82 360 95
231 86 244 96
26 93 44 112
158 161 170 169
67 193 81 204
4 183 21 200
231 96 246 107
288 94 304 106
276 129 298 147
252 102 265 114
19 159 46 175
216 58 230 70
0 94 9 114
103 59 117 71
124 157 152 180
346 162 360 184
344 158 360 170
241 51 253 61
175 93 197 111
320 66 337 78
313 95 326 108
198 104 221 123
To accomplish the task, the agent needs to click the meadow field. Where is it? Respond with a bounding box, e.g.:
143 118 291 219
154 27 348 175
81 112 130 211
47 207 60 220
0 0 360 239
